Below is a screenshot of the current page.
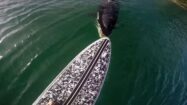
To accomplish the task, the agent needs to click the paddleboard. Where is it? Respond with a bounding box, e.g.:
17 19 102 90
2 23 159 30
33 37 111 105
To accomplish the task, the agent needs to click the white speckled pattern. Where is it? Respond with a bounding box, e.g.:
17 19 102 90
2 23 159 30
72 41 111 105
33 37 111 105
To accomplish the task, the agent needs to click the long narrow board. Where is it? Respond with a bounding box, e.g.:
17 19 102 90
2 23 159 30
33 37 111 105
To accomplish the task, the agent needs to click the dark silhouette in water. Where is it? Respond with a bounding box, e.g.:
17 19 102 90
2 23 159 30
97 0 119 37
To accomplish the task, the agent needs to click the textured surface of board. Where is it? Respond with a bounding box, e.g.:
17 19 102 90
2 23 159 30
33 37 111 105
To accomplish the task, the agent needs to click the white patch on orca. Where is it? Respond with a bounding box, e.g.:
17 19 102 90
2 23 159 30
0 55 3 60
14 44 17 47
96 12 105 37
96 21 105 38
97 12 99 20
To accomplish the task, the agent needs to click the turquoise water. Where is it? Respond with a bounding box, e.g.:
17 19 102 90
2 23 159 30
0 0 187 105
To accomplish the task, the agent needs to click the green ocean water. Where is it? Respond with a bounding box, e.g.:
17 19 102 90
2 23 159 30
0 0 187 105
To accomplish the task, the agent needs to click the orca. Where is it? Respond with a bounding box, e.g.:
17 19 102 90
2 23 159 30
97 0 119 37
